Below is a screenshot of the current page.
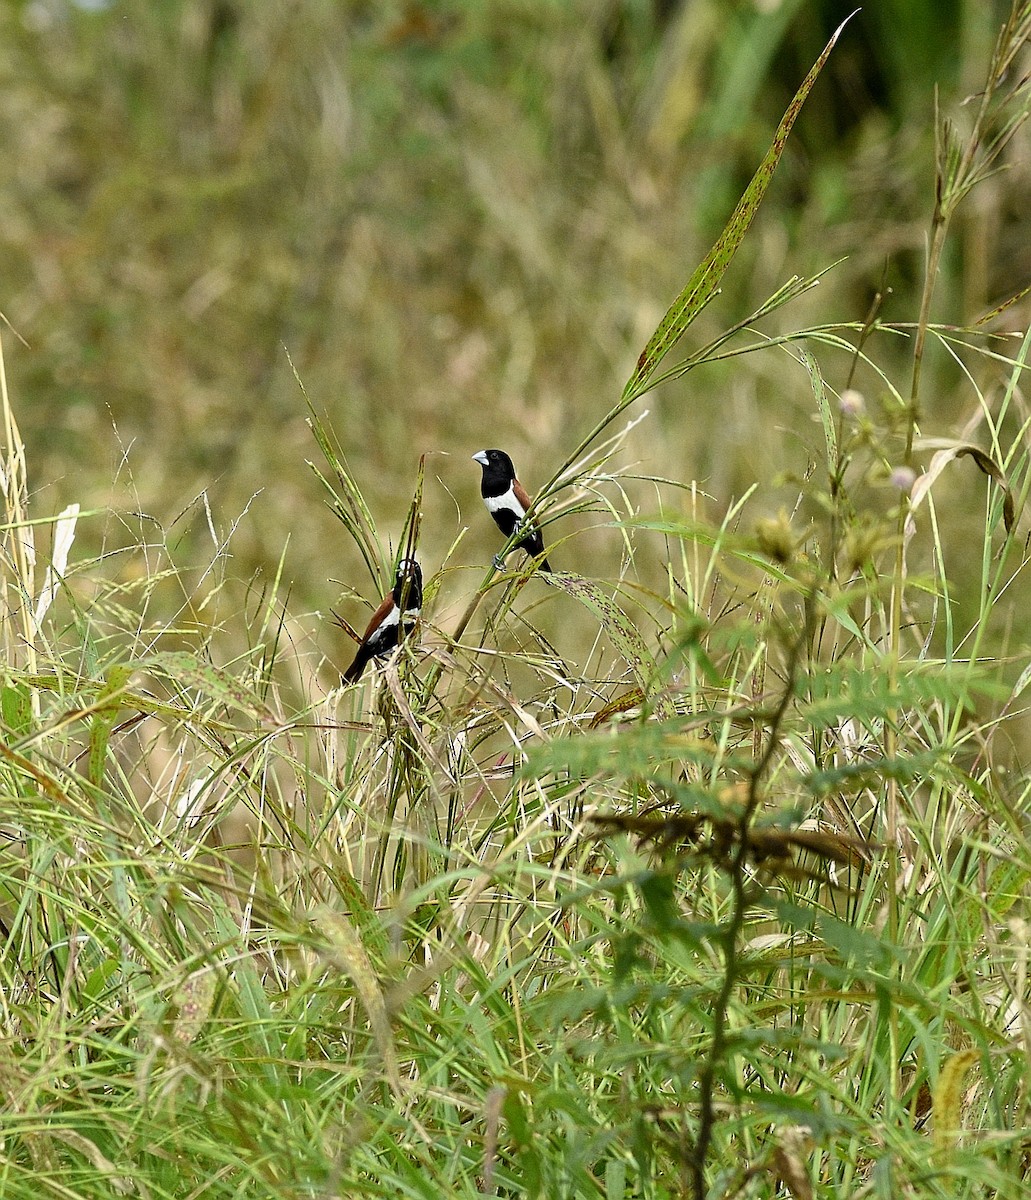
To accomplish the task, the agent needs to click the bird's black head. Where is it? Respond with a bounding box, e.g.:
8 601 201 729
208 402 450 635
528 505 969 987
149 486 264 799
472 448 516 492
392 558 423 609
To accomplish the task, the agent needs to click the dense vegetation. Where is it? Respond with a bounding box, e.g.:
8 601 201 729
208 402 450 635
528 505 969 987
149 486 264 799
1 2 1029 1197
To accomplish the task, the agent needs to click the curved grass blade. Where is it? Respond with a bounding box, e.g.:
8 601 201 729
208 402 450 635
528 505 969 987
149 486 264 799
909 440 1018 539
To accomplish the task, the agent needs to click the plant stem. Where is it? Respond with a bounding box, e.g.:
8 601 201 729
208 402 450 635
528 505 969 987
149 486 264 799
689 586 817 1197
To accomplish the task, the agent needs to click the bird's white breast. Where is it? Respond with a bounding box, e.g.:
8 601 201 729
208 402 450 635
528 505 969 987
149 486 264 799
484 486 525 518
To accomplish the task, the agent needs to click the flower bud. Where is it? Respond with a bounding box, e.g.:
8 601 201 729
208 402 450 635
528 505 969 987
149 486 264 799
839 389 866 419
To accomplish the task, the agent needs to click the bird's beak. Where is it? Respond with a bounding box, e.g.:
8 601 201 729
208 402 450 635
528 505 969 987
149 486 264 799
472 451 489 467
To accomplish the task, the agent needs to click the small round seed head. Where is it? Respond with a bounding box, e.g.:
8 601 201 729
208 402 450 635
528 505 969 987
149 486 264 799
839 389 866 419
754 510 796 564
889 465 917 493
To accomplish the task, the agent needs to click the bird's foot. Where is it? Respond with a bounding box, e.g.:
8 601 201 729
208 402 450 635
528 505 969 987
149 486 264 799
492 554 507 571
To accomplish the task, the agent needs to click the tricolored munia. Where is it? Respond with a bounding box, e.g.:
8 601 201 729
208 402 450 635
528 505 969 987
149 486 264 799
471 449 552 572
341 557 423 684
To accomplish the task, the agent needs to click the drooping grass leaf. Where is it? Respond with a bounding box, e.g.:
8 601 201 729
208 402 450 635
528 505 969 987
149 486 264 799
545 572 667 712
87 665 133 788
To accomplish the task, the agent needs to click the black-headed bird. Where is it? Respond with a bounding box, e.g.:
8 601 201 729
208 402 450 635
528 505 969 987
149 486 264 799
341 557 423 684
472 448 552 572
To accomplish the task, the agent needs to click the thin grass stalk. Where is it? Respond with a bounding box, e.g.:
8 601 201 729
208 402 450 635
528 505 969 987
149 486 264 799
885 5 1031 1105
0 332 37 685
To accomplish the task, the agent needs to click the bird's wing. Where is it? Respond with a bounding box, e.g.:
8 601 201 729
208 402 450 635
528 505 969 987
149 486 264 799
512 479 534 512
360 593 396 643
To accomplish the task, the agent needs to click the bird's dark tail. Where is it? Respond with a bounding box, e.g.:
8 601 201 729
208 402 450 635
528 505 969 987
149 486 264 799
342 647 372 685
538 556 552 573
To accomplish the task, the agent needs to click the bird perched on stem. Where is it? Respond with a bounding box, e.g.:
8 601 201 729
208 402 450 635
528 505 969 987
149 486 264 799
472 449 552 572
341 557 423 684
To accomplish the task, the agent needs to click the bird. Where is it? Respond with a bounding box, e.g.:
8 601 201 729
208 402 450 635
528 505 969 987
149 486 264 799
341 557 423 684
472 449 552 572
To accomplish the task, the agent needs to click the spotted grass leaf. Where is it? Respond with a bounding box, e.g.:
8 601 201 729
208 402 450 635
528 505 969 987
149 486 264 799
623 15 856 402
143 651 278 723
801 348 836 467
546 572 666 713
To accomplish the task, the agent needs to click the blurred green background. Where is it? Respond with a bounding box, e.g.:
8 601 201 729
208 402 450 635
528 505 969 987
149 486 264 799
2 0 1028 641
